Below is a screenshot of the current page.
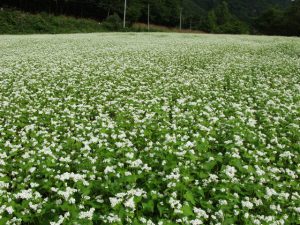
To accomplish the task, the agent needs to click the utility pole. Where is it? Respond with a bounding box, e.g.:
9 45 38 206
123 0 127 28
148 3 150 31
179 7 182 31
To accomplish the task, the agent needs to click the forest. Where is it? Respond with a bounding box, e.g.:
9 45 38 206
0 0 299 35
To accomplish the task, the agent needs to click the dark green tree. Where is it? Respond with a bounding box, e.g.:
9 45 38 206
284 0 300 35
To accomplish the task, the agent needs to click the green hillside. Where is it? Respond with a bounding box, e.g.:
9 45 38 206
0 0 299 35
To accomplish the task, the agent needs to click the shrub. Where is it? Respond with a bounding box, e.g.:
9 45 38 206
102 13 122 31
0 9 106 34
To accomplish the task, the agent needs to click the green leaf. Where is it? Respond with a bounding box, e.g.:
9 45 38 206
158 204 166 216
142 200 154 213
125 174 138 183
182 204 194 216
223 216 236 224
203 161 217 171
184 191 195 205
198 188 205 197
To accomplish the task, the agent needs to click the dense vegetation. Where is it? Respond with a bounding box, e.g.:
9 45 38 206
0 0 299 35
0 10 108 34
1 33 300 224
0 9 191 34
255 0 300 36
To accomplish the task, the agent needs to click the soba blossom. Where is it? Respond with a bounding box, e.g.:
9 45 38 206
224 166 237 178
123 195 134 207
0 33 299 225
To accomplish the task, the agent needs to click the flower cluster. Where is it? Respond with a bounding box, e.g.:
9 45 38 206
0 33 299 224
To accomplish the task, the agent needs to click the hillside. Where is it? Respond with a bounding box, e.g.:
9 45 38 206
191 0 290 18
221 0 290 20
181 0 291 30
0 0 291 24
0 0 299 35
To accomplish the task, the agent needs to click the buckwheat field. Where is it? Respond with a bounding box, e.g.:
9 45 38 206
0 33 300 225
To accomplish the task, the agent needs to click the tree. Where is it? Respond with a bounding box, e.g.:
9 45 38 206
0 0 295 35
255 7 285 35
214 1 231 25
97 0 122 17
284 0 300 35
254 0 300 36
207 10 217 32
206 1 249 34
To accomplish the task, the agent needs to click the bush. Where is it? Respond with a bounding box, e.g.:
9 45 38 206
217 20 249 34
0 8 106 34
102 13 122 31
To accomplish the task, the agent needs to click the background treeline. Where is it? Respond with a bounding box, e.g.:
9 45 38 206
0 10 108 34
0 0 299 36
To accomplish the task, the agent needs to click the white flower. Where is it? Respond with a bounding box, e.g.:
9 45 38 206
57 187 77 200
29 167 36 173
104 166 115 174
15 189 33 200
109 197 122 208
130 159 143 168
124 197 135 210
219 200 228 205
166 168 180 180
106 213 121 223
193 207 208 219
279 151 294 159
224 166 236 178
29 202 39 211
190 219 203 225
265 187 277 199
234 135 243 146
294 207 300 213
125 171 132 176
79 208 95 220
242 200 254 209
6 206 14 214
248 118 256 127
125 152 134 159
56 172 86 182
127 188 146 197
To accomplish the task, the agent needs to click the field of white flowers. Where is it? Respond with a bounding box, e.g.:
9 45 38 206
0 33 300 225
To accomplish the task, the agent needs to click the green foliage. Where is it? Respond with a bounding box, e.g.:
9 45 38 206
102 13 122 31
0 9 107 34
284 0 300 36
206 1 249 34
255 0 300 36
0 0 297 35
255 7 285 35
181 204 194 216
183 191 195 205
207 10 217 32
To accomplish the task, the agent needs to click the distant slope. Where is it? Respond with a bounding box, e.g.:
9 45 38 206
190 0 290 19
224 0 290 20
